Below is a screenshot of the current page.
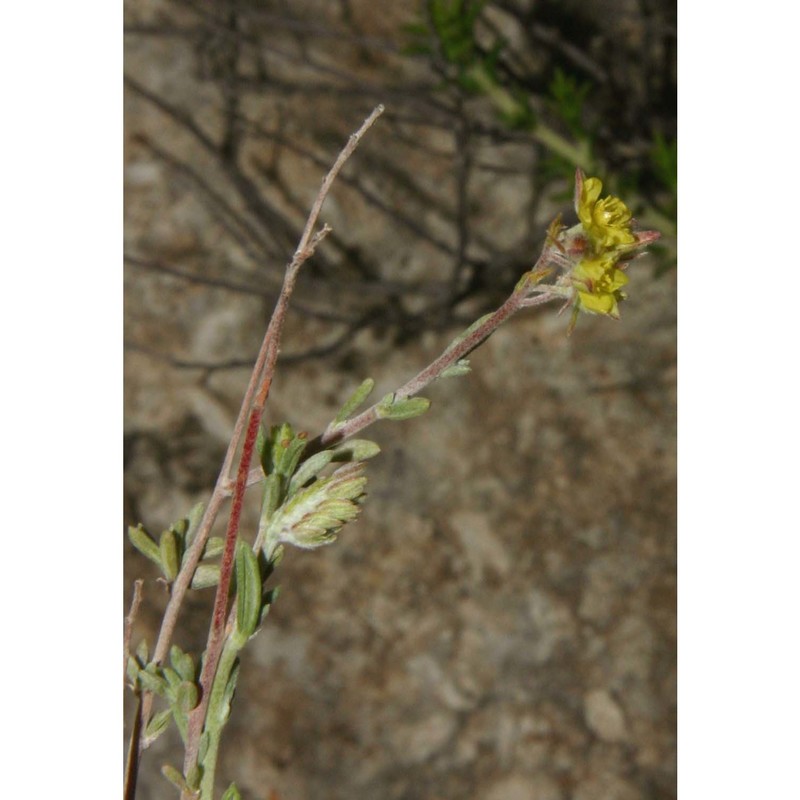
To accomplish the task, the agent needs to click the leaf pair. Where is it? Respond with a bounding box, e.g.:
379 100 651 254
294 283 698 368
127 644 199 746
128 504 217 588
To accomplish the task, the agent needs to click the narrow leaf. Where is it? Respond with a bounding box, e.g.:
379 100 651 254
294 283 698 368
170 646 195 682
169 517 188 540
144 708 172 743
135 639 149 664
161 764 188 792
270 545 285 567
376 395 431 421
182 502 206 550
138 668 167 696
288 450 334 496
191 564 220 590
235 543 262 639
126 656 140 689
330 439 381 462
198 731 210 765
128 525 161 567
185 764 202 792
159 529 180 581
162 666 181 691
175 680 199 713
202 537 225 560
259 586 279 626
221 783 243 800
256 423 270 474
260 473 283 527
443 313 492 356
334 377 375 423
440 359 471 379
266 423 308 477
218 662 240 725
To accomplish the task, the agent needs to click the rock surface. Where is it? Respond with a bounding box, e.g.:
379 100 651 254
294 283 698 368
124 2 676 798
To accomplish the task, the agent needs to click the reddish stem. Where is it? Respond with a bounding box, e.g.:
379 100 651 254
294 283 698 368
183 406 262 773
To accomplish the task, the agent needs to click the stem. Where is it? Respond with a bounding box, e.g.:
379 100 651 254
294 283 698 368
197 635 243 798
320 289 559 448
125 104 385 798
123 580 144 685
182 408 261 776
531 125 594 173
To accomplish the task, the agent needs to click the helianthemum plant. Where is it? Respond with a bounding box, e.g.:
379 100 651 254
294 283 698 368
124 107 659 800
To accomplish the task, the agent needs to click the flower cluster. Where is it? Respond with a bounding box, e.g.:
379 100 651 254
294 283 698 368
536 170 659 332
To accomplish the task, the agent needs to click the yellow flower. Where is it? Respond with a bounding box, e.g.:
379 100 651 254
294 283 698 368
572 255 629 319
576 176 636 252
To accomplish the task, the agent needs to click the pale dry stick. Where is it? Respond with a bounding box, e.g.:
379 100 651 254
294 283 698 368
319 285 560 448
123 580 145 800
124 104 385 800
179 227 333 782
123 579 144 683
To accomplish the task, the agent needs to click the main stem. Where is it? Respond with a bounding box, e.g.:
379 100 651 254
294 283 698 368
124 105 385 800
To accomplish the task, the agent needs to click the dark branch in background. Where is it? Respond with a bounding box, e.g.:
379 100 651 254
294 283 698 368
125 0 675 365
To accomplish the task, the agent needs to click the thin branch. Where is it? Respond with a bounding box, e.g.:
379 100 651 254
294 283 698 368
126 107 384 797
123 579 144 685
124 75 218 154
125 254 358 323
319 289 558 449
134 136 277 263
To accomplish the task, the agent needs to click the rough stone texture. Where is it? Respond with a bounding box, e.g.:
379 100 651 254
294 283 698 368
124 2 676 798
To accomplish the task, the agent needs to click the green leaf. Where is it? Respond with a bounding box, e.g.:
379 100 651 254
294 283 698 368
138 666 167 696
128 524 162 567
443 313 492 358
161 764 189 793
175 680 199 713
162 666 182 691
547 67 591 139
259 586 280 626
144 708 172 743
261 423 308 478
159 529 180 581
191 564 220 590
215 662 240 727
198 731 210 765
334 377 375 423
202 536 225 560
256 424 269 473
221 783 243 800
330 439 381 462
169 517 188 540
376 394 431 421
172 708 188 744
260 473 284 526
126 656 141 689
288 450 334 496
235 543 262 639
183 502 206 550
170 646 195 682
440 359 471 378
185 764 202 792
135 638 149 664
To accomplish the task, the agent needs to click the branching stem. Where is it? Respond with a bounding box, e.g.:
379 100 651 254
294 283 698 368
124 105 385 799
320 286 558 448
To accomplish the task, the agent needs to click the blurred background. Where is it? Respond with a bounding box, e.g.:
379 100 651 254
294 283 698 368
124 1 676 798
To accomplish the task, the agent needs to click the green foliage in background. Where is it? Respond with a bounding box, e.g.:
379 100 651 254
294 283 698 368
405 0 676 263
